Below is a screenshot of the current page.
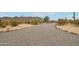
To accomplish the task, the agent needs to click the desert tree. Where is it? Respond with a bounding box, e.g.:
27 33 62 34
44 16 49 23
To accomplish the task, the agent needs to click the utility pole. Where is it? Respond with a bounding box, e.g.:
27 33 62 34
65 17 67 20
73 12 75 21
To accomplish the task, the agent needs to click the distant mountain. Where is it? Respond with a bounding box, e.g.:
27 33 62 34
0 16 43 21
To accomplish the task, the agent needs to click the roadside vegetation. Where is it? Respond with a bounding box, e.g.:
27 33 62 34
57 18 79 26
57 12 79 26
0 16 51 28
43 16 49 23
57 18 68 25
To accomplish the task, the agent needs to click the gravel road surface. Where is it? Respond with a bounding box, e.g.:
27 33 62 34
0 23 79 46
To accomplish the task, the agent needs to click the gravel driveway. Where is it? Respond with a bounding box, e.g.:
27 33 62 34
0 23 79 46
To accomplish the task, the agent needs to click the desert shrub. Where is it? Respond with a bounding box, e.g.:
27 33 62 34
0 21 7 28
0 17 44 28
25 20 30 24
68 20 74 24
30 19 44 25
4 20 12 25
57 18 68 25
68 19 79 26
74 20 79 26
11 21 20 27
30 19 38 25
39 20 43 24
1 23 7 28
0 20 1 27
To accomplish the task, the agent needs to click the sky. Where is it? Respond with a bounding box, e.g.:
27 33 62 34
0 12 79 20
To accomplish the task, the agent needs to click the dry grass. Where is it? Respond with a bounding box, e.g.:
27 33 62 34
57 23 79 35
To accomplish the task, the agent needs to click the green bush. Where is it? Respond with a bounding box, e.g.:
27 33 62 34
43 16 49 23
58 18 68 26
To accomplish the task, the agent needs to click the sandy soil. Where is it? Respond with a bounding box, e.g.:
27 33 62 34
0 24 34 32
56 23 79 34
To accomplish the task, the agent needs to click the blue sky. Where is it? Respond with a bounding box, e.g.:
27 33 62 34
0 12 79 20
